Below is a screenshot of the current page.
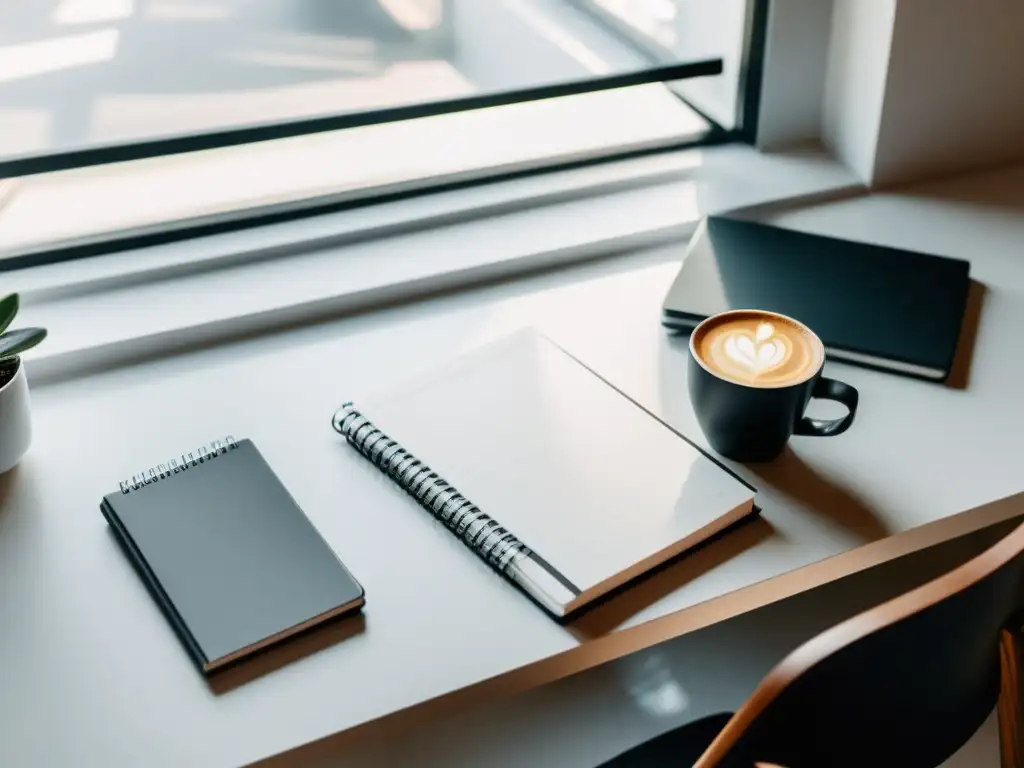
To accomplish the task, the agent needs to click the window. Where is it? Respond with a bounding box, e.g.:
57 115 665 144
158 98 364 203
0 0 766 266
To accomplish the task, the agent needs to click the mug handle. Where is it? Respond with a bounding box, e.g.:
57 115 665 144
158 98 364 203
794 377 859 437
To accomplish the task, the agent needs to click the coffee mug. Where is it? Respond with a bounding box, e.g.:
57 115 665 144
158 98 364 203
687 309 858 462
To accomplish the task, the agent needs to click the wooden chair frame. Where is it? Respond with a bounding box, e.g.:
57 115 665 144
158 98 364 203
689 523 1024 768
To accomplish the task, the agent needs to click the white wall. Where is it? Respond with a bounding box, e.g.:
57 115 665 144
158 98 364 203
819 0 897 183
872 0 1024 184
756 0 834 149
814 0 1024 186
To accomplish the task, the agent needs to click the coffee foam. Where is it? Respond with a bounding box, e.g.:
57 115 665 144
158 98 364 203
693 311 823 387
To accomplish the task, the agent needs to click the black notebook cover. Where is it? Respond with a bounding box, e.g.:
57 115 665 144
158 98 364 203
101 438 364 674
661 216 971 381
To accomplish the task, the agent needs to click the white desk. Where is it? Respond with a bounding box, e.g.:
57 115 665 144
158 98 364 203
3 165 1024 767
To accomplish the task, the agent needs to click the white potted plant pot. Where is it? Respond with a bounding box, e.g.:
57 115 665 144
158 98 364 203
0 293 47 474
0 357 31 474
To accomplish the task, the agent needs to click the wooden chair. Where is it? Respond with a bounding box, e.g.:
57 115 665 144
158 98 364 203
600 519 1024 768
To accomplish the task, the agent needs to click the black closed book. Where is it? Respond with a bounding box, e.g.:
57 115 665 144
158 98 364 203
101 438 364 674
662 216 971 381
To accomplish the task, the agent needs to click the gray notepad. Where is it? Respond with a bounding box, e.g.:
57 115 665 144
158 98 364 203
101 439 365 674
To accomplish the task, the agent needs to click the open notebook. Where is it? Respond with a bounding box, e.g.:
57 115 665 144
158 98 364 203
334 329 756 619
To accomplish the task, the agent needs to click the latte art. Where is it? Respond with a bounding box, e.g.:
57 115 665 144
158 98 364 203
693 311 823 387
722 322 788 374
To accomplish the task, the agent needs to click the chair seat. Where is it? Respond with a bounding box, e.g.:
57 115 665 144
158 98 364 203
597 712 734 767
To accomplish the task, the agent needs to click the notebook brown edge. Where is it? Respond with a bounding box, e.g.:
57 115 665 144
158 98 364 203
560 497 758 621
205 595 366 673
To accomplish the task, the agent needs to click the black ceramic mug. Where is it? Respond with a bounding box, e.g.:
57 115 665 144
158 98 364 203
687 309 859 462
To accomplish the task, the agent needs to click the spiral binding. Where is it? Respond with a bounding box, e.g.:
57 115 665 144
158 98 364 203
333 404 529 574
119 435 238 494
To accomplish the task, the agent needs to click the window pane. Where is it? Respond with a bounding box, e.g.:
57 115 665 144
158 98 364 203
0 0 724 167
569 0 752 128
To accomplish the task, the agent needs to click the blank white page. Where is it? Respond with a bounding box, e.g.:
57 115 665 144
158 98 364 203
363 329 755 594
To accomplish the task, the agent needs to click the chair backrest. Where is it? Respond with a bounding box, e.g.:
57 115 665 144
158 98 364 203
694 519 1024 768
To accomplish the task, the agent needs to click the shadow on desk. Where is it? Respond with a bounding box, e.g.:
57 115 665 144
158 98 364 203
747 448 892 543
568 515 778 641
208 614 367 695
0 462 16 495
0 464 20 526
947 280 987 390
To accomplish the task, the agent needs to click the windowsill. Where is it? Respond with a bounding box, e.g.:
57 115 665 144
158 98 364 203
10 142 861 384
0 85 710 259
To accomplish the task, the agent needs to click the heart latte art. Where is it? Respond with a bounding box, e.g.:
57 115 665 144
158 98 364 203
694 312 822 387
723 322 788 373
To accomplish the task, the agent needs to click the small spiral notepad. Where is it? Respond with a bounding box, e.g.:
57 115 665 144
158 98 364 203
101 438 365 674
333 328 757 619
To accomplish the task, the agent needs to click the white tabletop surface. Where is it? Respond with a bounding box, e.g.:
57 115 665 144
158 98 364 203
3 164 1024 767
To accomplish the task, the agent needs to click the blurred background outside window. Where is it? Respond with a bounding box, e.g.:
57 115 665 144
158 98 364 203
0 0 760 262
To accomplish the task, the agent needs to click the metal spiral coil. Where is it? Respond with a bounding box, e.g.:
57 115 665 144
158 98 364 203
119 435 238 494
333 403 528 573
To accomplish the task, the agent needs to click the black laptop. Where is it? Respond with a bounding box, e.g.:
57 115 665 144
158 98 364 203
661 216 971 382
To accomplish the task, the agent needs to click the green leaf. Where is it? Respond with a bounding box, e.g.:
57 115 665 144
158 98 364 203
0 327 46 360
0 294 17 335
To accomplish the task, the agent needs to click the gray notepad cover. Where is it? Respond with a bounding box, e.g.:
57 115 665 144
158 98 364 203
104 440 363 666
